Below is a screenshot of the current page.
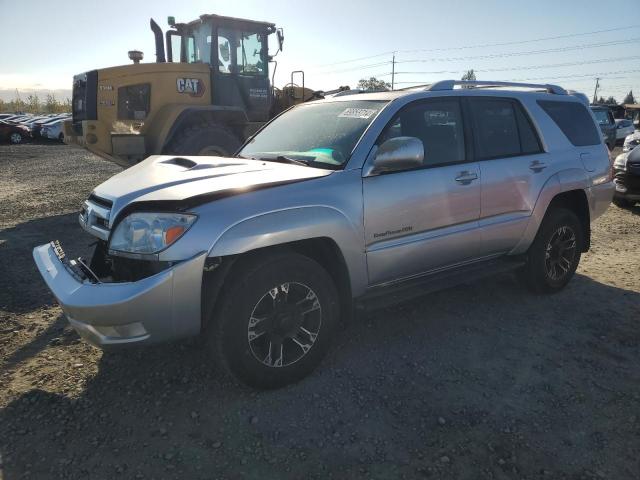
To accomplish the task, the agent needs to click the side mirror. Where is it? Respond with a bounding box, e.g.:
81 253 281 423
277 28 284 52
367 137 424 175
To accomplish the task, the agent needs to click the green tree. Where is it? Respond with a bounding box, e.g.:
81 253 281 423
623 90 636 104
357 77 390 91
604 96 617 105
26 94 41 113
461 69 477 82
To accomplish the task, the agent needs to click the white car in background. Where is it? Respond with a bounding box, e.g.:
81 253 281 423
615 119 635 142
41 119 65 141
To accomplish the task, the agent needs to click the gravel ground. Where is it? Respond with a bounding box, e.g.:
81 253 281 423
1 144 639 480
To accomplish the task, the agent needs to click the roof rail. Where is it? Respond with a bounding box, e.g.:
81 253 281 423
426 80 567 95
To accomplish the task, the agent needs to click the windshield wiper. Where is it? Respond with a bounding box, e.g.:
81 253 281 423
257 155 308 167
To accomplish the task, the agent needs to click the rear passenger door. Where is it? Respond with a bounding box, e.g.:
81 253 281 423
363 98 482 285
466 97 546 256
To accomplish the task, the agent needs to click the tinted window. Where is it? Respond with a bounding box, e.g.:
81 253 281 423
514 104 542 154
538 100 601 146
378 99 465 166
469 99 521 159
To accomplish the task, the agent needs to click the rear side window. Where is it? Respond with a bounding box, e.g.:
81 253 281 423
537 100 601 146
468 98 541 159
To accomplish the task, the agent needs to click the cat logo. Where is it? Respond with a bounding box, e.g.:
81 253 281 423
176 78 205 97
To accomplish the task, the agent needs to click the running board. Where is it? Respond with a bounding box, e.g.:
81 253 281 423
356 256 526 312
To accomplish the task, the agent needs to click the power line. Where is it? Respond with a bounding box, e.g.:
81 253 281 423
507 69 640 81
309 24 640 68
396 24 640 54
393 70 640 85
379 55 640 77
395 38 640 64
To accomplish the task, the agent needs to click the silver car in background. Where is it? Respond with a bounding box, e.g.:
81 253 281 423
34 80 614 389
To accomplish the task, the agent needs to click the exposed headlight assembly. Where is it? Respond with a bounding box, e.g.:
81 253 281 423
109 212 197 257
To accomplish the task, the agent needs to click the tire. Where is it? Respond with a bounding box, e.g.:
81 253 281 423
58 133 64 142
165 122 241 156
9 132 23 144
522 207 583 294
208 252 339 389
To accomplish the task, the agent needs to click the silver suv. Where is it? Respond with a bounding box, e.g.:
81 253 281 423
34 80 614 388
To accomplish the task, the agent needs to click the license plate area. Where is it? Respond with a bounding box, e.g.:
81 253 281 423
51 240 100 284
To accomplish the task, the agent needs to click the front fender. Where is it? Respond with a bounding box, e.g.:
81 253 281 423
209 206 368 296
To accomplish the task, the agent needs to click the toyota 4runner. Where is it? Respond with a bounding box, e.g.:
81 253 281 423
34 80 614 389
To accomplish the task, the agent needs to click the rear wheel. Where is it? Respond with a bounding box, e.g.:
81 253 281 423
165 122 241 156
9 132 23 144
522 208 583 294
208 252 339 389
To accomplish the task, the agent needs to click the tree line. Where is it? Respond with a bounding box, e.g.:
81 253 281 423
0 94 71 114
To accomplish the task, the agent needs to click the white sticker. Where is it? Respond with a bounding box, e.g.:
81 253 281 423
338 108 377 119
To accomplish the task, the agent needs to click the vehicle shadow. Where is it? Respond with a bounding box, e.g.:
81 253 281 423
0 213 96 314
1 272 639 479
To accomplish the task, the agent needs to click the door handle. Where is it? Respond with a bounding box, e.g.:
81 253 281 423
529 160 547 172
455 171 478 184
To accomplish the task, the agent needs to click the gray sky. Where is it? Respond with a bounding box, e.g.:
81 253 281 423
0 0 638 100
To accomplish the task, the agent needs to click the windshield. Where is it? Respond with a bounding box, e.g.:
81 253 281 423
592 109 612 125
239 100 389 168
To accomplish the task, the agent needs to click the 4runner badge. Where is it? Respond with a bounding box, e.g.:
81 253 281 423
176 78 205 97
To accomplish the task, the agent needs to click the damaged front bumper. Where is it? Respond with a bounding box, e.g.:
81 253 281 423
33 241 207 347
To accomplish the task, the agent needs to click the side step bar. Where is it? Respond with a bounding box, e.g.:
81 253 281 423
356 256 526 312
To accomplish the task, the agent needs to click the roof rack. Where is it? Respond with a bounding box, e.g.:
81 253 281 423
425 80 567 95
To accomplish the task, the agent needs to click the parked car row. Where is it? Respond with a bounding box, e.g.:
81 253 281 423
0 112 71 144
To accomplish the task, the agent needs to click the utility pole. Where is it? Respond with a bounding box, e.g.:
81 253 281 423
391 53 396 91
592 78 600 104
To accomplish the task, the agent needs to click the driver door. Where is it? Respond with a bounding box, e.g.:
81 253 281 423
363 98 482 285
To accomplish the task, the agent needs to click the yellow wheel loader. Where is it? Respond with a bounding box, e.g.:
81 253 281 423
63 14 347 167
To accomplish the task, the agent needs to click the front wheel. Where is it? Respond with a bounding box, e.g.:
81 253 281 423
164 122 241 157
209 252 339 389
522 208 583 294
9 132 23 144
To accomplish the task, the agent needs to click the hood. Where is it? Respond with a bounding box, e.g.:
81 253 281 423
93 155 333 222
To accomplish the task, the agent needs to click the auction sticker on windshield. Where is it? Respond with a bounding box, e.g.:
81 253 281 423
338 108 378 119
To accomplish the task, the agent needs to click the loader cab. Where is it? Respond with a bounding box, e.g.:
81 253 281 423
164 14 281 122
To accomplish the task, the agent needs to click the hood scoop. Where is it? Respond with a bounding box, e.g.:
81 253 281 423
161 157 198 169
159 157 247 171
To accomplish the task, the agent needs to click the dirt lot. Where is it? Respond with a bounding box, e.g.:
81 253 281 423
0 144 639 480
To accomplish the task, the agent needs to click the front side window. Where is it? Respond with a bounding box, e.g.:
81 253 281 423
217 29 266 75
378 99 466 166
236 32 265 75
239 100 389 168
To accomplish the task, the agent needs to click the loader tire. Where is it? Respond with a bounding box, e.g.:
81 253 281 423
165 122 241 157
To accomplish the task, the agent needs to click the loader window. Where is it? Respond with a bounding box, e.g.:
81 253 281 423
187 23 212 63
217 28 266 75
237 32 265 75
